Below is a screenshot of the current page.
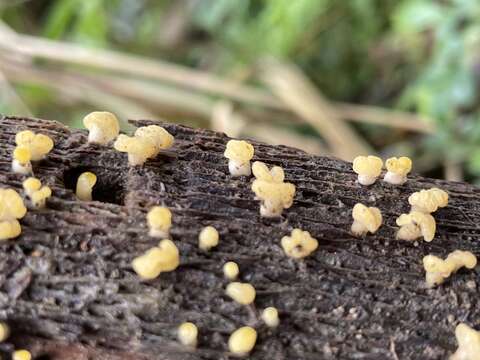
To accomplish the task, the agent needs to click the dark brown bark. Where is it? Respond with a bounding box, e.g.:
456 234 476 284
0 115 479 360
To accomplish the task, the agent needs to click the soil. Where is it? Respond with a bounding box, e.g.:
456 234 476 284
0 115 479 359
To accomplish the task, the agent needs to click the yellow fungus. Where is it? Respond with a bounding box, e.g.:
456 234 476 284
177 322 198 347
224 140 255 177
135 125 174 156
75 172 97 201
0 189 26 241
0 322 9 342
83 111 120 145
226 282 256 305
223 261 240 280
0 220 21 241
408 188 449 213
396 211 436 242
147 206 172 238
12 146 32 175
22 177 41 198
352 155 383 186
252 161 284 183
12 350 31 360
30 186 52 209
114 134 157 166
281 228 318 259
228 326 257 357
251 179 295 218
132 239 180 280
451 323 480 360
384 156 412 185
262 307 279 328
15 130 54 161
198 226 219 251
351 203 382 237
423 250 477 287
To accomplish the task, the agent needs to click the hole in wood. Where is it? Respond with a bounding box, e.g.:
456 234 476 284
63 166 126 205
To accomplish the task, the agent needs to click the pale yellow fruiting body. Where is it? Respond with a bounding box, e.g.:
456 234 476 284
12 349 31 360
352 156 383 186
0 322 9 342
396 211 436 242
228 326 257 356
351 204 383 237
132 239 180 280
223 261 240 280
15 130 54 161
199 226 219 251
30 186 52 209
262 307 279 328
83 111 120 145
0 189 26 241
384 156 412 185
224 140 255 177
226 282 256 305
135 125 174 156
281 228 318 259
147 206 172 238
251 180 295 217
408 188 449 213
114 134 157 166
12 146 32 175
22 177 41 198
252 161 284 183
423 250 477 287
451 323 480 360
177 322 198 347
76 172 97 201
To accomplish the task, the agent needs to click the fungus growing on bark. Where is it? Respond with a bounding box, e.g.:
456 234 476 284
199 226 219 251
351 203 382 237
114 134 157 166
226 282 256 305
228 326 257 357
384 156 412 185
12 349 31 360
262 307 280 328
135 125 174 156
223 261 240 280
131 239 180 280
12 146 32 175
450 323 480 360
0 189 27 241
147 206 172 238
423 250 477 287
177 322 198 348
396 211 436 242
352 155 383 186
224 140 255 177
281 228 318 259
15 130 54 161
408 188 449 213
76 172 97 201
83 111 120 145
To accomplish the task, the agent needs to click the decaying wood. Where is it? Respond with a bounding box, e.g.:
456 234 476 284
0 115 479 359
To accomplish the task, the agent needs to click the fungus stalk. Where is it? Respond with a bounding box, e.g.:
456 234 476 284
396 211 436 242
12 146 32 175
76 172 97 201
351 203 382 237
451 323 480 360
0 189 27 241
423 250 477 287
178 322 198 348
132 239 180 280
352 155 383 186
83 111 120 145
281 228 318 259
147 206 172 238
226 282 256 305
228 326 257 357
384 156 412 185
224 140 255 177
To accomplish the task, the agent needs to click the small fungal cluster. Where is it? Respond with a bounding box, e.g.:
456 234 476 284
281 228 318 259
12 130 54 175
352 155 412 186
131 239 180 280
423 250 477 287
224 140 255 177
351 203 382 237
451 323 480 360
0 189 27 241
23 177 52 208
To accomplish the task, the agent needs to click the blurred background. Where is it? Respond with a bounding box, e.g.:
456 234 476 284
0 0 479 183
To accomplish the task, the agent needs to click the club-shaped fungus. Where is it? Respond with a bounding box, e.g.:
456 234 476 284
114 134 157 166
396 211 436 242
135 125 174 156
199 226 219 251
147 206 172 238
224 140 255 177
450 323 480 360
261 307 279 328
132 239 180 280
15 130 54 161
384 156 412 185
76 172 97 201
83 111 120 145
252 161 284 183
23 177 51 208
352 155 383 186
281 228 318 259
177 322 198 348
12 349 31 360
0 189 27 241
12 146 32 175
251 179 295 218
408 188 449 213
423 250 477 287
0 322 9 342
226 282 256 305
351 204 382 237
223 261 240 280
228 326 257 357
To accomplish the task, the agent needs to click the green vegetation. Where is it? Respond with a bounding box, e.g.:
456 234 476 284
0 0 479 183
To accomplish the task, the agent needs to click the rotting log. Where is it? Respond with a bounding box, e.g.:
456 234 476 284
0 115 479 360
